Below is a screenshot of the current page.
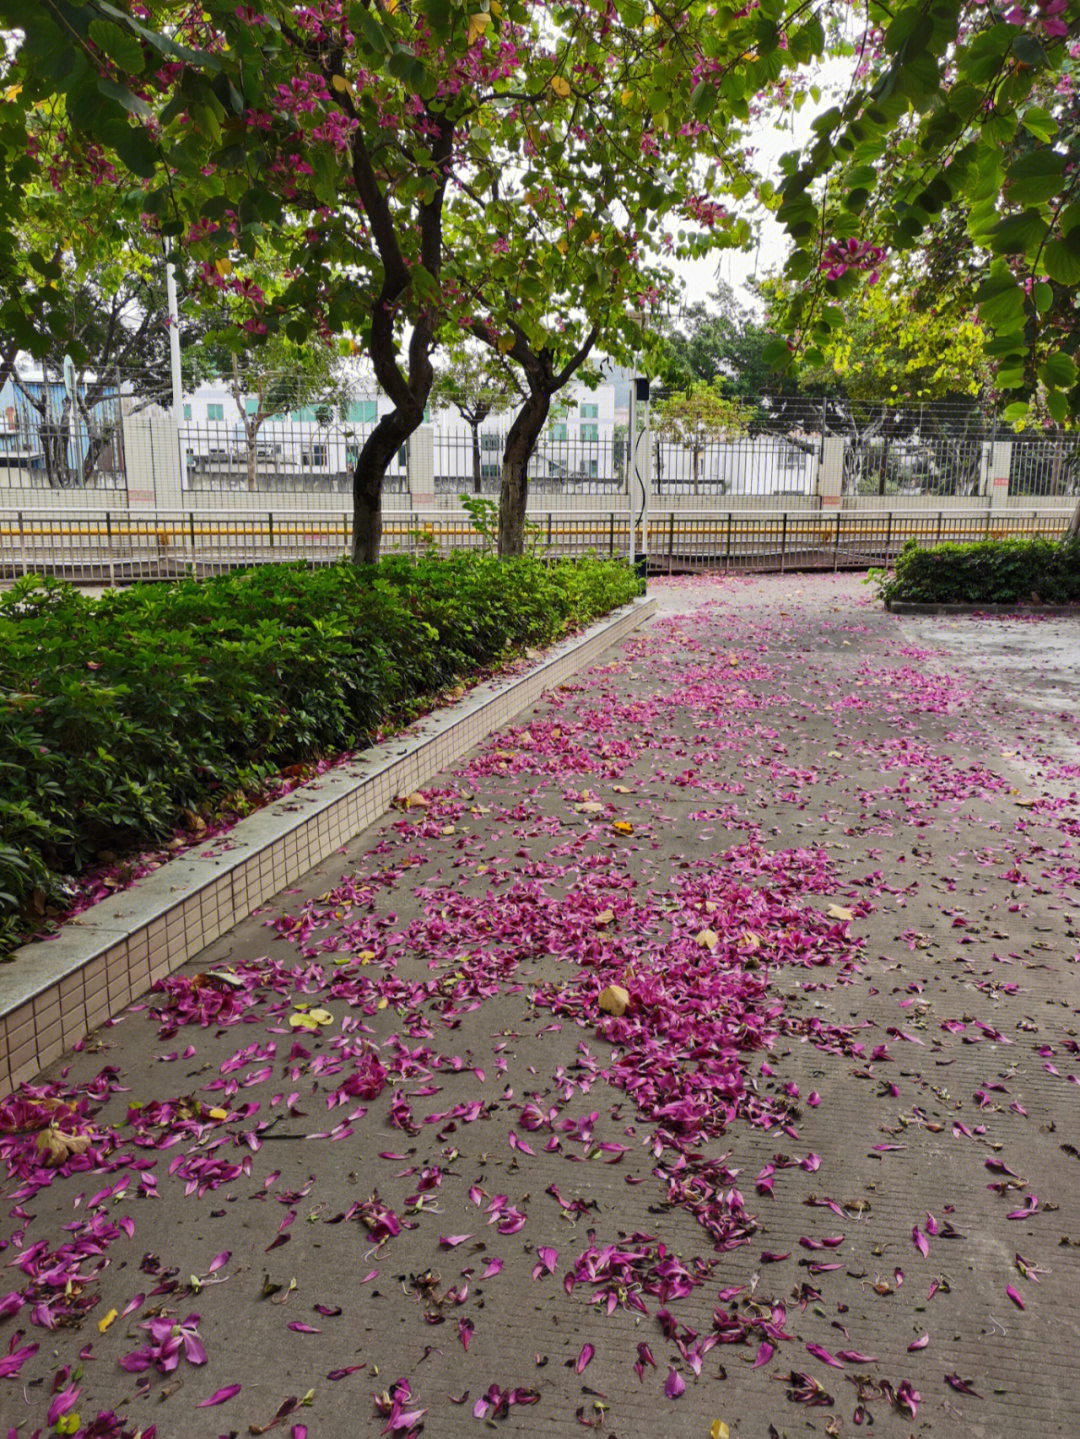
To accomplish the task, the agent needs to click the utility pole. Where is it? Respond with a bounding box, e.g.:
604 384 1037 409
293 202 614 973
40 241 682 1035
165 254 183 422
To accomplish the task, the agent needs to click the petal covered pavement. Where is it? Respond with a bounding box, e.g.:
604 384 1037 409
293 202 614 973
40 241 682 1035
3 572 1080 1439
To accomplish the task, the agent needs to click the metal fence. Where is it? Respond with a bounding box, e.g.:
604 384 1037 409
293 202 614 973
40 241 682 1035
180 419 409 493
1 506 1071 586
0 382 126 491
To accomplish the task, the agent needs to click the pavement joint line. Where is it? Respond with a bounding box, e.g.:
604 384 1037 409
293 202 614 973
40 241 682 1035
0 594 656 1097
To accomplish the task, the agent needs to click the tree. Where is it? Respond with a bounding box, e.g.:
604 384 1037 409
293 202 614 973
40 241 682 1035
0 0 815 559
213 337 345 491
3 122 213 485
652 381 751 493
431 352 518 495
769 0 1080 434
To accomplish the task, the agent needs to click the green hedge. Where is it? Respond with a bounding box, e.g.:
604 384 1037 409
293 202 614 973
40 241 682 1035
876 535 1080 606
0 552 641 956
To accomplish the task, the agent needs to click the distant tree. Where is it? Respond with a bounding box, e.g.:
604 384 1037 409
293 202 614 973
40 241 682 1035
652 382 752 493
432 352 519 494
215 336 346 491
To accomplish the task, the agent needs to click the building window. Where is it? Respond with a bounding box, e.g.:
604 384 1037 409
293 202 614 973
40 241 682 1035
347 400 377 423
302 443 328 467
585 458 598 478
580 423 598 443
481 433 501 450
551 423 567 442
207 403 224 422
580 403 598 418
182 403 192 421
245 397 259 416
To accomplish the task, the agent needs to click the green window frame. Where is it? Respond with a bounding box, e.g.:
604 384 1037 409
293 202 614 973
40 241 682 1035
580 423 599 443
580 403 599 418
551 422 567 441
347 400 377 423
207 402 224 421
182 403 192 421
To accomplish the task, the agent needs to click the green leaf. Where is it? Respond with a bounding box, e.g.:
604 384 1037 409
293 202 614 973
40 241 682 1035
96 76 152 120
1002 401 1030 422
113 125 159 179
988 207 1045 257
762 337 793 369
1039 353 1078 390
1006 150 1064 206
1020 106 1057 142
87 18 145 73
885 8 934 55
974 271 1026 327
1032 282 1053 314
1043 240 1080 286
1046 388 1068 423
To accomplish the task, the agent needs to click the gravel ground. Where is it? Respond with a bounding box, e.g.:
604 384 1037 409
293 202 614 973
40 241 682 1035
3 571 1080 1439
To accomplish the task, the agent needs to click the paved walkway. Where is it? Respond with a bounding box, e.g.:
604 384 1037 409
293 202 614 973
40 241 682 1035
4 573 1080 1438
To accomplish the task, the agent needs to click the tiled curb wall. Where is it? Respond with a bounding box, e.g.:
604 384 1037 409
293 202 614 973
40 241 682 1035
0 596 656 1097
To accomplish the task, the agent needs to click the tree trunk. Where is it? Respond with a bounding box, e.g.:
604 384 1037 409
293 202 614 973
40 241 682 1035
247 434 258 491
1067 492 1080 539
352 411 418 564
499 392 550 557
471 424 482 493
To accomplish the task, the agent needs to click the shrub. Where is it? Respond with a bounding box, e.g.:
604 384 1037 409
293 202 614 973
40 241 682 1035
0 552 641 954
875 535 1080 606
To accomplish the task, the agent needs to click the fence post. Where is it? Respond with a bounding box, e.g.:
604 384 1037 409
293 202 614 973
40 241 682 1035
885 510 893 565
780 511 788 572
609 512 614 557
343 511 349 550
547 513 552 549
17 510 25 577
725 511 733 571
817 436 845 511
833 510 841 570
105 510 112 545
668 511 675 573
937 510 944 545
268 511 274 550
988 439 1012 513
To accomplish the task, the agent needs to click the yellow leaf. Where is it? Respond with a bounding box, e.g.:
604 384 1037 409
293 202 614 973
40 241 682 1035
467 12 490 43
611 784 630 794
598 984 630 1016
377 997 389 1010
384 0 399 10
556 238 568 255
497 334 515 353
98 1309 118 1334
2 84 22 103
550 74 572 97
741 930 760 952
827 904 854 922
711 1423 730 1439
331 74 351 93
208 1107 229 1121
575 800 605 815
289 1008 333 1030
612 820 633 835
214 258 232 277
620 87 634 105
593 908 615 928
358 949 376 963
587 230 601 244
696 927 719 952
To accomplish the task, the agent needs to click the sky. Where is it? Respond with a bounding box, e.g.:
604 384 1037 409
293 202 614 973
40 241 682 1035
671 58 852 318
